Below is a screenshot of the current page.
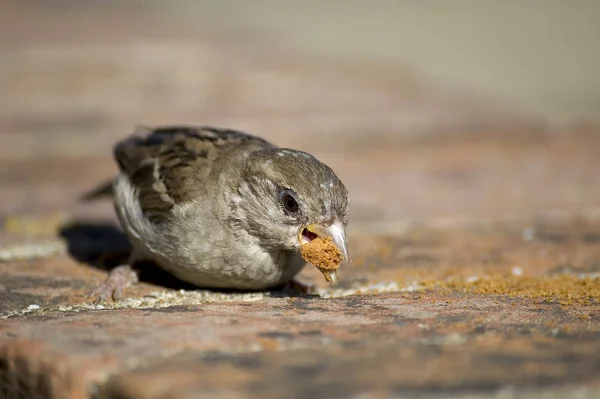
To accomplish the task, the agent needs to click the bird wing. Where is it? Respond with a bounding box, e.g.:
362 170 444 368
114 126 273 222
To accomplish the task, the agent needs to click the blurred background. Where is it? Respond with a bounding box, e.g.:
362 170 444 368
1 0 599 234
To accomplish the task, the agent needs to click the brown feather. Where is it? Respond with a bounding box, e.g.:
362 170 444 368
113 126 273 222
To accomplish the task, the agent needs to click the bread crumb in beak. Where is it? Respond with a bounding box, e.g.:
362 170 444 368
299 236 342 285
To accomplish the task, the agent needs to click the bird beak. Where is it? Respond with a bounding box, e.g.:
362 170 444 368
305 221 350 262
301 221 350 285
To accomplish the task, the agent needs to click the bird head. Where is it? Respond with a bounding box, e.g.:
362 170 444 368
232 148 349 283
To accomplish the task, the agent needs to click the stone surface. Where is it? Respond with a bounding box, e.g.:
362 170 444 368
1 222 599 398
2 293 600 399
1 2 599 399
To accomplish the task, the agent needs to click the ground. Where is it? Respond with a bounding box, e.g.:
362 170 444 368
0 2 599 399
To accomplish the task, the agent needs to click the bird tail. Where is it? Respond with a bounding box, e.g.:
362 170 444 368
80 180 114 201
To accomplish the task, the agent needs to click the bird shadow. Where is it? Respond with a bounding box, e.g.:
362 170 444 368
59 220 311 296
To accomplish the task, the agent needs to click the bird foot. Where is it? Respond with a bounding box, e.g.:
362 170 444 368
89 265 139 304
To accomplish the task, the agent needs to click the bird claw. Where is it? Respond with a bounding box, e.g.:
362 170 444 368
89 265 139 304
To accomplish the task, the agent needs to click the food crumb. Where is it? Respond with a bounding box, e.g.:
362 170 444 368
444 274 599 306
301 237 342 280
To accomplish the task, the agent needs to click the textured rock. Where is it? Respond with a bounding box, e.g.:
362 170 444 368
1 224 599 398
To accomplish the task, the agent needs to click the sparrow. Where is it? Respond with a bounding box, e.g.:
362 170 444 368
86 126 350 302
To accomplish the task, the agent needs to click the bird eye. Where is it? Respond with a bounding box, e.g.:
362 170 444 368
280 190 299 214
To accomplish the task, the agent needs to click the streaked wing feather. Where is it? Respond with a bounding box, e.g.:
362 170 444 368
114 126 273 222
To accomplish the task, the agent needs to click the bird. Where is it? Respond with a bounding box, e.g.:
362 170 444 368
86 126 350 302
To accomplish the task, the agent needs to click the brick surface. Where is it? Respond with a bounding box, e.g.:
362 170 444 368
1 2 599 399
2 294 599 399
2 224 599 398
